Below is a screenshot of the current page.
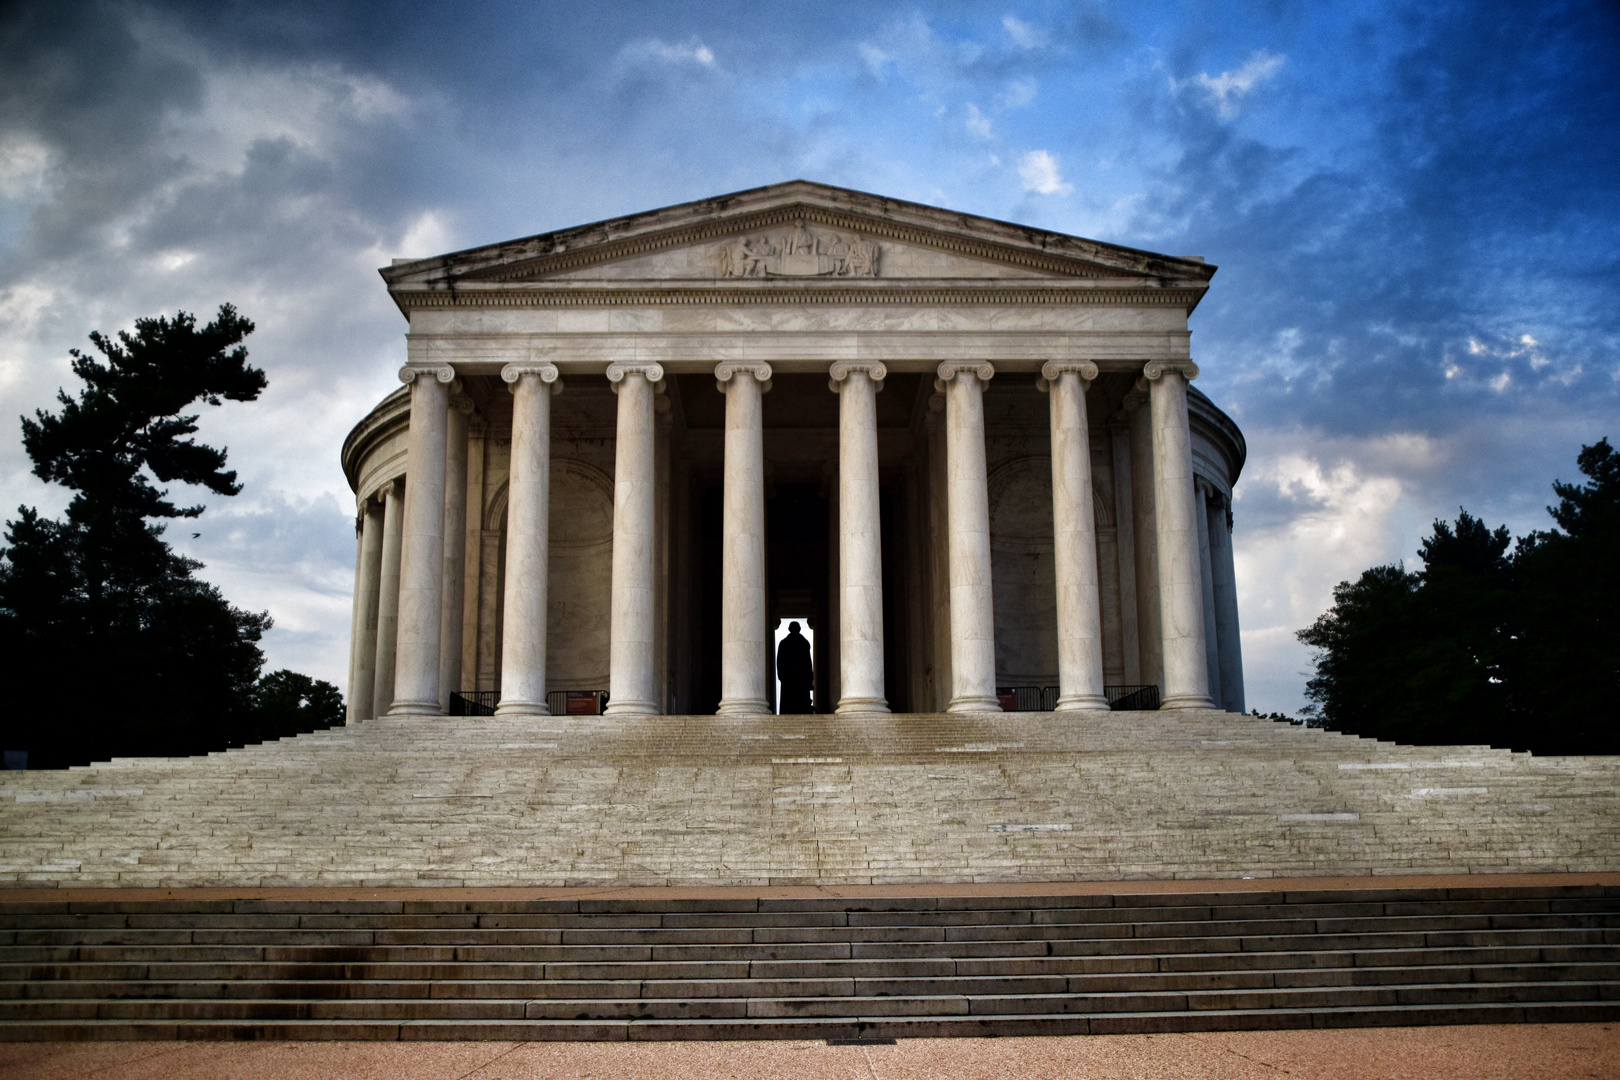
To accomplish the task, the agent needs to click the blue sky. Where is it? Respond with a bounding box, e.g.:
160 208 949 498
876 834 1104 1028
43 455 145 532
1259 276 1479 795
1 0 1616 711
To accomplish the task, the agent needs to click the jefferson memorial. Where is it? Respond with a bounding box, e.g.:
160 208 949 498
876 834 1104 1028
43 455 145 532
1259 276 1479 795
341 182 1247 722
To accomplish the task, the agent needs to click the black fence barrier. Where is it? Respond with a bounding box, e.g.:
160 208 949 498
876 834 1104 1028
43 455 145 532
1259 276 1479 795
448 691 499 716
992 685 1161 711
1105 684 1160 711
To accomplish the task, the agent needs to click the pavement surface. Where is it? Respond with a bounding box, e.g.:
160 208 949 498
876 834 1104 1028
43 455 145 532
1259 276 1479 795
2 1026 1618 1079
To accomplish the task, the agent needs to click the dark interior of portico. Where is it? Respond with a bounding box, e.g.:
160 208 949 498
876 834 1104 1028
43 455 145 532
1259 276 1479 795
676 372 925 715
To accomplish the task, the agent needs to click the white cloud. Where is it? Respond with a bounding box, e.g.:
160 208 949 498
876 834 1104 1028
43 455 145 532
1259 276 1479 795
397 211 454 260
996 77 1037 110
0 135 53 200
1233 432 1441 712
857 42 890 77
619 38 716 70
1002 15 1044 49
1018 149 1071 195
965 103 993 140
1175 50 1284 119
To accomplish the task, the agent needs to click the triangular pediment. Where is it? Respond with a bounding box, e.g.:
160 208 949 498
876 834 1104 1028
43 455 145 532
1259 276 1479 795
381 181 1214 291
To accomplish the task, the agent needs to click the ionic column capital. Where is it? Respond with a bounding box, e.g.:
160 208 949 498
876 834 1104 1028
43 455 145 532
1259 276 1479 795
450 393 476 416
934 360 994 391
605 362 666 394
399 363 456 386
1138 359 1200 387
828 361 887 394
501 361 563 396
715 361 772 394
1037 360 1099 392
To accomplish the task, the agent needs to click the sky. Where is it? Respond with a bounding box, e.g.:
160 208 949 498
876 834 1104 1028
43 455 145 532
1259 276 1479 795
0 0 1616 712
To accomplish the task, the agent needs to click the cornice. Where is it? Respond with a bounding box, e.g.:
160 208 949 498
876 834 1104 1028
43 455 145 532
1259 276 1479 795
391 283 1208 311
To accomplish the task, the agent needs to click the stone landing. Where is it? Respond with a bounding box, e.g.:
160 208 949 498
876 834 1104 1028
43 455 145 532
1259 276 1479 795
0 711 1615 888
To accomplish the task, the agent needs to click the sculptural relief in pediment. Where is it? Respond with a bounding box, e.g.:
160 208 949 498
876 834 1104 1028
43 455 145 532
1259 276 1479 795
716 222 879 278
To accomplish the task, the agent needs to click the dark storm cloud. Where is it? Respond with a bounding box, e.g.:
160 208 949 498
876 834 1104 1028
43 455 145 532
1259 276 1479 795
1 0 1616 704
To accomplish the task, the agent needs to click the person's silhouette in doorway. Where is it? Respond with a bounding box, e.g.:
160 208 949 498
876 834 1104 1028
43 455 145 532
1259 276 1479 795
776 622 814 714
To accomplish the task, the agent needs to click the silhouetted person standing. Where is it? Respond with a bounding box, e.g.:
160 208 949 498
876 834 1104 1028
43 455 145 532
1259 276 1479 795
776 622 814 714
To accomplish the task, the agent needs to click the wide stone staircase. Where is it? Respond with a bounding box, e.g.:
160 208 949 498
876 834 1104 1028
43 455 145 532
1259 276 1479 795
1 884 1617 1040
2 710 1618 887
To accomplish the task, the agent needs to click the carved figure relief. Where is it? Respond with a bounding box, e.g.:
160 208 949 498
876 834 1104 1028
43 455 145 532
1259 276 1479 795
717 222 880 278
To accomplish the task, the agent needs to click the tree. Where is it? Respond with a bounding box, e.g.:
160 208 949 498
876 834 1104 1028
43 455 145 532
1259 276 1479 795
1512 439 1620 752
1297 440 1619 754
246 669 345 745
0 306 340 766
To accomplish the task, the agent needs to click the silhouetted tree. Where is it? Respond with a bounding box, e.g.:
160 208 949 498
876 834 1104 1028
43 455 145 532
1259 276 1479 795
0 306 341 766
1298 440 1618 754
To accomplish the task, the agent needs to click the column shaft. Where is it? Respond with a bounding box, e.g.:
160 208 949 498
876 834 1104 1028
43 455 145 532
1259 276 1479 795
347 495 385 722
716 362 771 716
372 480 405 715
1209 494 1246 713
605 363 663 716
831 362 889 715
437 397 471 713
1043 362 1109 711
937 361 1000 713
1145 362 1216 709
495 362 561 715
388 364 454 715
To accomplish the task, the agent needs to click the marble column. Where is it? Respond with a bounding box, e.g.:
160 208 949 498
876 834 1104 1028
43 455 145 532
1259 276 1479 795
1208 491 1246 713
388 364 455 716
1142 361 1216 710
495 361 562 716
347 494 385 722
830 361 890 715
936 361 1001 713
605 362 664 716
715 362 772 716
372 479 405 716
1040 361 1109 711
437 394 472 713
1195 479 1223 710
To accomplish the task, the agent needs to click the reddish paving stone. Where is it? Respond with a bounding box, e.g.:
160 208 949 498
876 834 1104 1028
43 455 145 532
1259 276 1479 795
2 1025 1617 1079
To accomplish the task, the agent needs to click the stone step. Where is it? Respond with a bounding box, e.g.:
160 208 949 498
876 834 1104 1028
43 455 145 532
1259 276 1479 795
8 963 1616 1003
2 1000 1618 1041
1 978 1614 1024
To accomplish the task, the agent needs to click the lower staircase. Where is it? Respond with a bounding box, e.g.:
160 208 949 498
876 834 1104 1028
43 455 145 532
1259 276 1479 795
2 882 1617 1040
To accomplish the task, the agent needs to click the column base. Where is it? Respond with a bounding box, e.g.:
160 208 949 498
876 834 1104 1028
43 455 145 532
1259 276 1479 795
603 700 659 717
835 697 891 717
1055 694 1111 712
716 699 772 717
493 699 551 717
387 700 446 717
946 696 1003 713
1160 693 1218 710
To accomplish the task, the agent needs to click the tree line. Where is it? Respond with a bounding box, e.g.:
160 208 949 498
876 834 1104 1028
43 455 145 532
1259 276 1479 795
1297 439 1619 754
0 307 343 768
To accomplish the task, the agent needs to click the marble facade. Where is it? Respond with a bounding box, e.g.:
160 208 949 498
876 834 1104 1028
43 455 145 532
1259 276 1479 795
342 181 1246 720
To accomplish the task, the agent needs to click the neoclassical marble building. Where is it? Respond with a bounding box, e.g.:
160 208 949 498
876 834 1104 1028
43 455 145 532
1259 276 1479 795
342 182 1246 721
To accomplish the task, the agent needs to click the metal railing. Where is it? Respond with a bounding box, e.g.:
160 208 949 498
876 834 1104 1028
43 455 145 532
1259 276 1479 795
547 690 609 716
448 690 611 716
992 685 1162 711
448 691 499 716
1105 684 1160 711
